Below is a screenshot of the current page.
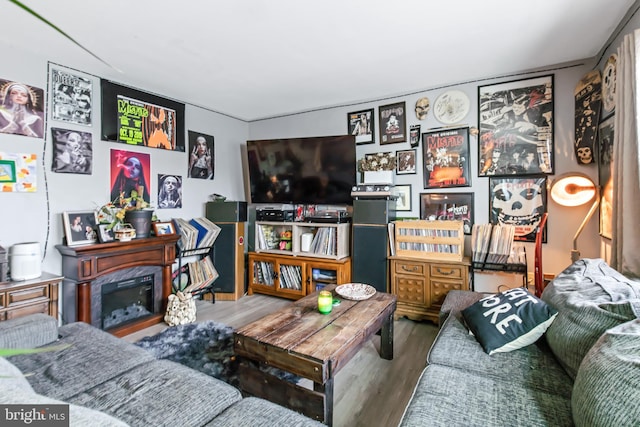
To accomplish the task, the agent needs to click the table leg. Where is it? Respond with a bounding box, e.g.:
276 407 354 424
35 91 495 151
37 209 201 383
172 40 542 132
314 378 334 426
380 311 394 360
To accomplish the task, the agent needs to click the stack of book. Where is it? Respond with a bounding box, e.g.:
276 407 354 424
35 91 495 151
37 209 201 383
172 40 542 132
471 223 517 265
173 217 221 255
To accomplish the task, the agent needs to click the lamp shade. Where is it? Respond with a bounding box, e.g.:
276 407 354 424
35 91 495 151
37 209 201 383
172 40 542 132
550 173 597 207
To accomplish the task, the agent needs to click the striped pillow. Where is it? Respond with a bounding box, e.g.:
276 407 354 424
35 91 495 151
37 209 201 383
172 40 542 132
572 319 640 426
541 258 640 379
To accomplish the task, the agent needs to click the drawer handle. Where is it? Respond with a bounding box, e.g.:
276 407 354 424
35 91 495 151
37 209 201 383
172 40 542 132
402 266 419 272
436 268 454 276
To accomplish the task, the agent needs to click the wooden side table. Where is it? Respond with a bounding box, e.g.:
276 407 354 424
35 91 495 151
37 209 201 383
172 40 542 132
0 272 62 321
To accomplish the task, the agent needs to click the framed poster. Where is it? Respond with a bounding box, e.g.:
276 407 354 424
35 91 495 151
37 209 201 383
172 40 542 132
598 115 614 239
396 149 417 175
420 192 474 235
422 127 471 188
379 101 406 144
63 211 98 246
395 184 412 212
489 176 547 242
478 75 554 176
51 128 93 174
347 109 375 145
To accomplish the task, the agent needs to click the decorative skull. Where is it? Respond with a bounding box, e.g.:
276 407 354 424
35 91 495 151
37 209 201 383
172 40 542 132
491 180 544 238
577 146 593 164
415 97 430 120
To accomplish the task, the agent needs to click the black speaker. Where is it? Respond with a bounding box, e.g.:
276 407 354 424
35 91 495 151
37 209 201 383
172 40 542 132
351 199 395 293
351 225 390 292
205 203 247 301
205 201 248 222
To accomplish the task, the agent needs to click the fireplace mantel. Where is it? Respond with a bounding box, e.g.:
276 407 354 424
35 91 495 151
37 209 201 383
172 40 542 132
56 235 180 337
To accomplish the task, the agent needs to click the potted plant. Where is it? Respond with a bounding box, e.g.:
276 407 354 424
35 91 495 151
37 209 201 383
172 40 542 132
97 186 155 239
357 152 397 184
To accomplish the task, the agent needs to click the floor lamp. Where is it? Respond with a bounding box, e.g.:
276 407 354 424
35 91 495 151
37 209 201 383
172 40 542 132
549 172 599 263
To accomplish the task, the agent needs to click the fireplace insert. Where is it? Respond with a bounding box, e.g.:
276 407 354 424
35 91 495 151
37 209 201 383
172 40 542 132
101 274 154 330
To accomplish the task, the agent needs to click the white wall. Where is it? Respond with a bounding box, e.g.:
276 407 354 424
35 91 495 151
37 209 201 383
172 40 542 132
0 51 249 276
248 62 602 290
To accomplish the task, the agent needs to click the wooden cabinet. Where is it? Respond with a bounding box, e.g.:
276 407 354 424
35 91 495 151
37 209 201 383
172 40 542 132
248 252 351 300
390 256 470 324
0 272 61 321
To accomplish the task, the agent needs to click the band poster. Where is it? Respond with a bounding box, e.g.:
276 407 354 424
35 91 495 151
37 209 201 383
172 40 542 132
420 192 474 235
422 127 471 189
489 176 547 243
117 95 177 150
478 75 554 176
51 69 93 126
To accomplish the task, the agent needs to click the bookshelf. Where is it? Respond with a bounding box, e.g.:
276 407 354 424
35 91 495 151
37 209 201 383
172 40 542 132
254 221 350 260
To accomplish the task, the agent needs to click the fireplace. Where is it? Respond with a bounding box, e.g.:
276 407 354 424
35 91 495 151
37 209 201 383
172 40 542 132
101 272 155 330
56 235 179 337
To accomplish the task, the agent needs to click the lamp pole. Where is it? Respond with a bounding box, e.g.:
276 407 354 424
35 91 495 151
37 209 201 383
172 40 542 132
571 187 600 263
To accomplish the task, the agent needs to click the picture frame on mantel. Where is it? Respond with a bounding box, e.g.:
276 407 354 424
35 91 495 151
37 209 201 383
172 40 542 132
63 211 98 246
347 108 375 145
379 101 407 144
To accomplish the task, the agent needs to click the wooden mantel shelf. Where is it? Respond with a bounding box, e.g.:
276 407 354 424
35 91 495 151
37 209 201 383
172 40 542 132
56 235 180 337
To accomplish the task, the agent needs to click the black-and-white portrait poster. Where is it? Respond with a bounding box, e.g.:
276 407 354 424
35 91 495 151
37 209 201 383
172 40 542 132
489 176 547 243
51 127 93 174
157 174 182 209
187 130 214 179
51 69 93 126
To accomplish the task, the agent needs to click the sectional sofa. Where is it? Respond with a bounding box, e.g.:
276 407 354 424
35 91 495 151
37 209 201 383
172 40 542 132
399 258 640 426
0 314 322 426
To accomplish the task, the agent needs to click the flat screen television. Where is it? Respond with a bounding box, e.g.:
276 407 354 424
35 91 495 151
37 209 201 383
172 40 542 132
245 135 356 205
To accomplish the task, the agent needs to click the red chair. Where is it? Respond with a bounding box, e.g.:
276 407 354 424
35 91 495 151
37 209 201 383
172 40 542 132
534 212 548 297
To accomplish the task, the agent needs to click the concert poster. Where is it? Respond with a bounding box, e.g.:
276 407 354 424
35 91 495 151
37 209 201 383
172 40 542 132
420 192 474 235
109 149 151 205
378 101 406 144
422 127 471 189
117 95 177 150
51 69 93 126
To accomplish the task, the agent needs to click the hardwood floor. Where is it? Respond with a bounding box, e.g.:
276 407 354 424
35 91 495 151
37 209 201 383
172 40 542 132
123 294 439 427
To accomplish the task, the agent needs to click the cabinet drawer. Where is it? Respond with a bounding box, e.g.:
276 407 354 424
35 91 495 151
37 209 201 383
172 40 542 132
7 285 49 306
394 261 425 276
429 264 465 280
6 302 49 319
395 277 426 304
0 293 4 309
430 280 464 306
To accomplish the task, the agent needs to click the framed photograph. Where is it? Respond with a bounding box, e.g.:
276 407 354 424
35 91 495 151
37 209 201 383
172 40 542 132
409 124 421 148
97 224 115 243
396 149 417 174
347 109 375 145
0 159 17 183
420 192 474 235
598 114 614 239
489 176 547 242
422 127 471 188
63 211 98 246
379 101 407 144
395 184 412 211
478 75 554 176
153 221 176 236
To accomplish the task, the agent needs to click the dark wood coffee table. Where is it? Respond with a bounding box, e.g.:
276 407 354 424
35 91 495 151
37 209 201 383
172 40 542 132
234 284 396 425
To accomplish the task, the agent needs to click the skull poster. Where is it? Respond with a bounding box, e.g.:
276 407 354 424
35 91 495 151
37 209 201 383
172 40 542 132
51 128 93 174
478 75 553 176
574 70 602 165
110 149 151 206
489 176 547 242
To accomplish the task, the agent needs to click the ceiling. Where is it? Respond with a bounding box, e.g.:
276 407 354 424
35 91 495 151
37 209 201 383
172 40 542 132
1 0 636 121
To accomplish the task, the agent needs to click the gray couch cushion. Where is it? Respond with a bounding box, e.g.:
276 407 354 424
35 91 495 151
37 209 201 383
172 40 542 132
541 258 640 379
69 359 241 427
428 314 573 397
8 321 156 400
0 313 58 349
399 364 573 427
0 356 33 392
207 397 324 427
572 319 640 427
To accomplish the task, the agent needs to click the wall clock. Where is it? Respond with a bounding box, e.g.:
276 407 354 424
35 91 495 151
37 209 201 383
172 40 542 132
433 90 471 125
602 54 617 115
